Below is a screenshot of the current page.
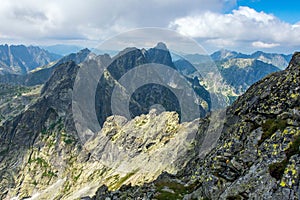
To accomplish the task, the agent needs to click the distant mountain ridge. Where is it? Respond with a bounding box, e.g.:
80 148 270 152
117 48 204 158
0 48 90 86
217 58 281 93
43 45 292 69
42 44 83 56
174 55 281 95
0 44 61 75
211 49 292 69
0 44 290 104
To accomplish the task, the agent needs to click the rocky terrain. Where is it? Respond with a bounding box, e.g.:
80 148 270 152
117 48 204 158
92 52 300 199
0 44 298 200
0 83 41 125
0 44 211 199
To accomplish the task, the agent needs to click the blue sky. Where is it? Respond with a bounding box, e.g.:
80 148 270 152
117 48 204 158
0 0 299 54
236 0 300 23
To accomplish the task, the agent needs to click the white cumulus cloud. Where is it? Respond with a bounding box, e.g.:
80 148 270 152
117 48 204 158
0 0 234 45
252 41 280 48
169 6 300 50
0 1 299 53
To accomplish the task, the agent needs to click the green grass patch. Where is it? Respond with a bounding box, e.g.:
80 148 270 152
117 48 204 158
28 157 49 168
41 129 48 135
269 159 288 180
154 181 195 200
63 138 74 144
0 148 9 156
285 135 300 158
42 170 57 178
259 119 287 145
111 170 138 190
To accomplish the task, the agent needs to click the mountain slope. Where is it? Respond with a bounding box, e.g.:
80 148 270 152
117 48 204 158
92 53 300 199
0 84 41 125
175 54 282 95
211 49 248 61
0 44 61 75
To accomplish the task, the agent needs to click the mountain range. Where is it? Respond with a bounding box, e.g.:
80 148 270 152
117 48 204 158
0 43 298 199
39 44 293 69
210 49 292 70
0 45 291 99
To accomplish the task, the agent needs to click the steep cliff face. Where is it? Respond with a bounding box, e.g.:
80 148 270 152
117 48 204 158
92 53 300 199
95 44 210 126
0 61 79 199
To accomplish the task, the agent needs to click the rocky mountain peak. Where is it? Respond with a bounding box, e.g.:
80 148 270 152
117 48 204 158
287 52 300 71
56 48 91 65
154 42 168 51
146 42 175 69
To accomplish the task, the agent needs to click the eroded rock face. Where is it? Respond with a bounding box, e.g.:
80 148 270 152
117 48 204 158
92 53 300 200
87 110 200 182
1 110 201 199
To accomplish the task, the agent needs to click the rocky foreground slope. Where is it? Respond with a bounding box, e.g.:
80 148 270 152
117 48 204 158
92 53 300 199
